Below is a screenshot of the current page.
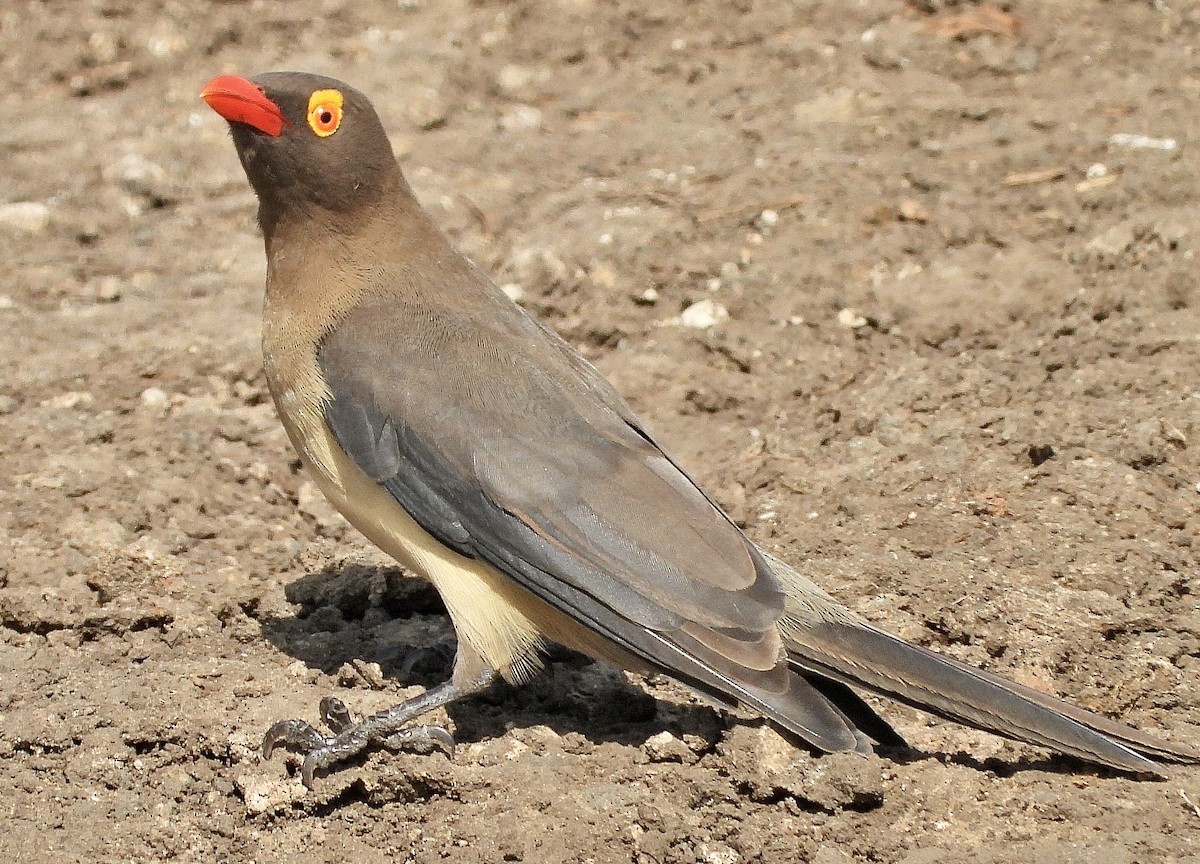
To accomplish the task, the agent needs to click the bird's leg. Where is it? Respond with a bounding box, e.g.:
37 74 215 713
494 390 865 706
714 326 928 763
262 651 498 788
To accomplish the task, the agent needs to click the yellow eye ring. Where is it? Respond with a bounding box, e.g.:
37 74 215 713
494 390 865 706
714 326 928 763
306 89 343 137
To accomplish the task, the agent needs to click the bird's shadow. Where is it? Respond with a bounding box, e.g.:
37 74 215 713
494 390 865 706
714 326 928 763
254 562 1142 782
255 561 727 750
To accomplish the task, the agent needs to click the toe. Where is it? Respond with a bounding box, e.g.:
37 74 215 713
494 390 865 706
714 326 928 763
319 696 354 733
383 724 456 757
261 718 328 759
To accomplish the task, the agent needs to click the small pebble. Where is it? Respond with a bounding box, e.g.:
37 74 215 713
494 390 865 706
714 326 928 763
642 731 695 763
140 387 170 410
837 308 868 329
700 845 738 864
1011 46 1040 73
92 277 123 303
352 659 386 689
1027 444 1055 466
0 201 51 234
589 263 617 290
860 24 910 70
499 104 542 131
285 660 319 683
146 26 187 59
106 153 174 204
405 88 448 131
495 64 535 96
898 199 930 223
235 773 304 814
676 299 728 329
337 662 364 688
876 414 902 446
509 247 569 287
88 30 119 64
47 391 94 410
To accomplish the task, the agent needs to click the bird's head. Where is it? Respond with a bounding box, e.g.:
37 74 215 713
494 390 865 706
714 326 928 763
201 72 399 224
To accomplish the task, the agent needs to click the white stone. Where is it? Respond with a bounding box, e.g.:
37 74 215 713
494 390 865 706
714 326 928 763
0 201 51 234
499 104 543 131
837 307 868 328
496 64 534 95
676 299 729 329
140 387 170 410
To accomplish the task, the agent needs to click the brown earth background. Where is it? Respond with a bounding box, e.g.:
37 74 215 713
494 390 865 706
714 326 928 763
2 1 1199 862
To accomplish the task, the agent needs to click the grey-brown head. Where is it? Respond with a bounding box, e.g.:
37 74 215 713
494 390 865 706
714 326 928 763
201 72 400 226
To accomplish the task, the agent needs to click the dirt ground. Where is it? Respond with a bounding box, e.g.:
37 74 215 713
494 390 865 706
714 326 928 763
2 1 1199 861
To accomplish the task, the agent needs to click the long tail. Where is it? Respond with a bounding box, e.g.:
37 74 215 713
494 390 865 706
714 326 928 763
763 552 1199 774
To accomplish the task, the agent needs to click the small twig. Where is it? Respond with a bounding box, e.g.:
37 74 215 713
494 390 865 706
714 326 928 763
1075 174 1116 193
1002 167 1065 186
571 110 635 127
774 476 808 496
695 193 805 225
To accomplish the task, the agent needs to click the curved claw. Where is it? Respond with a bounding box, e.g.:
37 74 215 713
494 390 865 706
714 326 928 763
383 724 456 758
261 718 328 760
300 749 331 789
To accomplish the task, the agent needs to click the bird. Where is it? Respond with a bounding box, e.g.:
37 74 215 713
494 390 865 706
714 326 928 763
201 71 1197 789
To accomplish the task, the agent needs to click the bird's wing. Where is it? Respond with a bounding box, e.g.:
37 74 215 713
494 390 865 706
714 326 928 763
315 292 870 751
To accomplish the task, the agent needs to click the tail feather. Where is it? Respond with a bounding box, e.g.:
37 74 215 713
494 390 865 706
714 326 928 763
763 552 1198 773
786 619 1198 773
799 672 910 750
746 672 877 755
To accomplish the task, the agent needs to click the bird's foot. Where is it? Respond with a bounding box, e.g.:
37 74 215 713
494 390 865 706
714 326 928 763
263 694 455 788
261 671 495 788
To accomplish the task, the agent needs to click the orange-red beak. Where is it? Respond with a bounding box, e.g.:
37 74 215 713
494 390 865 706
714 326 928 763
201 75 287 137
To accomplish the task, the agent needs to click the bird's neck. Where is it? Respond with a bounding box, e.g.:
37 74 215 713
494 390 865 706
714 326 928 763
259 169 460 336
